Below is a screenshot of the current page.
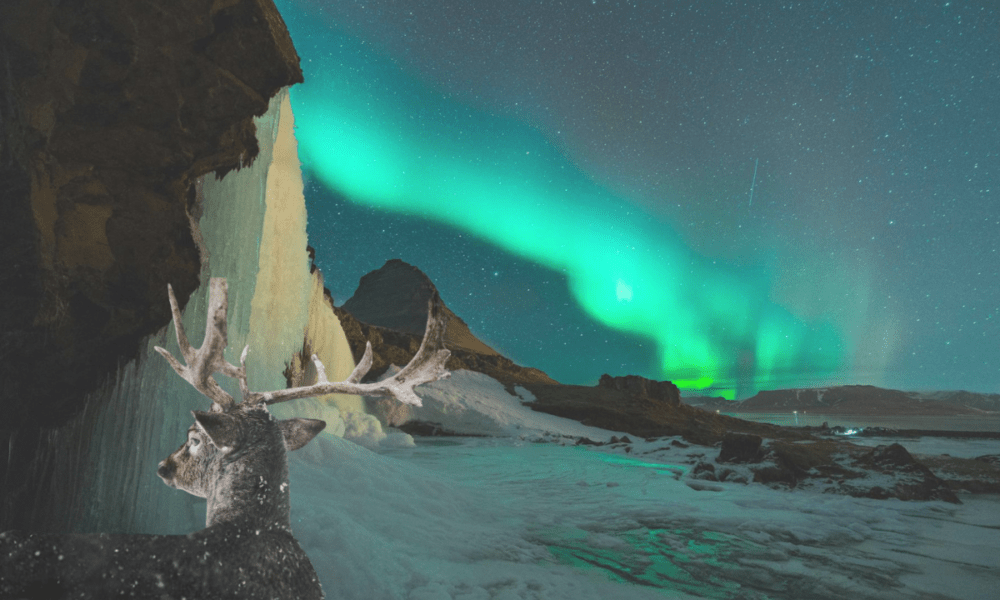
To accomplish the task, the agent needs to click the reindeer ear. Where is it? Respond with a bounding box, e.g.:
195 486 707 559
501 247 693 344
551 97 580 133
193 410 240 449
278 418 326 451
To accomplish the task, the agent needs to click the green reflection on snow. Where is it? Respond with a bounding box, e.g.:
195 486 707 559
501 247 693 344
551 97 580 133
540 527 755 598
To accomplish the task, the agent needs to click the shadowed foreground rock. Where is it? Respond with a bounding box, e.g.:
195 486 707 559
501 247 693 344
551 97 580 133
848 443 960 503
717 432 764 463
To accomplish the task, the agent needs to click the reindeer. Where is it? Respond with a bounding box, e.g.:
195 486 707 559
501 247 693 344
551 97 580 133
0 277 450 599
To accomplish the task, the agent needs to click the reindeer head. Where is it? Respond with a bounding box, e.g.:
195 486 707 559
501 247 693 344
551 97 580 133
157 405 326 498
153 277 450 525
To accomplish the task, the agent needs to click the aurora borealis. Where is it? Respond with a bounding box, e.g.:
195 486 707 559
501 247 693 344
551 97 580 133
275 0 998 399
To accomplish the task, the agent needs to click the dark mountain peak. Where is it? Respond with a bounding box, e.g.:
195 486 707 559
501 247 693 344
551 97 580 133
332 259 557 386
341 258 498 356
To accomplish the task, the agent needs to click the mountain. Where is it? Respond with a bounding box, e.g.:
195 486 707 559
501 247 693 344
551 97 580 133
914 390 1000 413
342 259 499 356
335 259 557 386
681 396 740 411
736 385 997 415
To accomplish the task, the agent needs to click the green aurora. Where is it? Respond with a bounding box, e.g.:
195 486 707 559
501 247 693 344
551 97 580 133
280 6 846 400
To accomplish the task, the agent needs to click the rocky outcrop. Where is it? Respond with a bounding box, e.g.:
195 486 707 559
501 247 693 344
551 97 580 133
333 260 557 387
523 381 796 447
0 0 302 429
597 374 680 407
524 381 975 504
847 443 959 503
918 453 1000 494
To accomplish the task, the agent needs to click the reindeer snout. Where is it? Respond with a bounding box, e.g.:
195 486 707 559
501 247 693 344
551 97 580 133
157 460 176 485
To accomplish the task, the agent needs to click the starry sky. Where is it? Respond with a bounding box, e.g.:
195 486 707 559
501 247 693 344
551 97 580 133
274 0 998 400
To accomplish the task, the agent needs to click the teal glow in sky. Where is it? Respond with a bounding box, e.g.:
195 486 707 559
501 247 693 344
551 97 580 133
276 1 998 398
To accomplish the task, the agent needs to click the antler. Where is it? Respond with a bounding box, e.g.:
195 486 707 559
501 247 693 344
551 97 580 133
156 277 451 410
155 278 244 411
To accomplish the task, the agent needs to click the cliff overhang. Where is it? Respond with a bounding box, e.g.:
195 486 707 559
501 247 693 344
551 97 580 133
0 0 303 428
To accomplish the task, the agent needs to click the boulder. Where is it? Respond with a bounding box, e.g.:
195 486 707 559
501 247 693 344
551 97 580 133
718 432 764 463
852 444 960 503
692 462 718 481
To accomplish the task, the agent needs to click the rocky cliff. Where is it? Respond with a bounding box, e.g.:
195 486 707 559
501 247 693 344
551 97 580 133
0 0 302 429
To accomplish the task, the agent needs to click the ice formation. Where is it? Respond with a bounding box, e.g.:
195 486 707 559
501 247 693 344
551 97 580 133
63 90 370 536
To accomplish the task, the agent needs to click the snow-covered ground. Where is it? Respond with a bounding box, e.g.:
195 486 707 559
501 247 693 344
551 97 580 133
290 435 999 600
282 371 1000 599
386 367 617 440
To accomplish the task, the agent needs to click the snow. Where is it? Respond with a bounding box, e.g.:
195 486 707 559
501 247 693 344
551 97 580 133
383 366 620 441
288 433 1000 600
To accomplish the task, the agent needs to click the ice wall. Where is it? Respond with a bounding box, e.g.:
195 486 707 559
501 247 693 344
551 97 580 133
244 93 360 432
58 90 362 534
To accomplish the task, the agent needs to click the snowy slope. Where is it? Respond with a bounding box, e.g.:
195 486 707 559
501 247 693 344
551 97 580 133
385 366 620 441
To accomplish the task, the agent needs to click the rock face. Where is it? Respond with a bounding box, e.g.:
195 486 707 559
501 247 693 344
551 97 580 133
335 259 557 387
0 0 302 429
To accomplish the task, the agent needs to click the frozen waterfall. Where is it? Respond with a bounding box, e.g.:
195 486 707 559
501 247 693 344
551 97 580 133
62 90 367 535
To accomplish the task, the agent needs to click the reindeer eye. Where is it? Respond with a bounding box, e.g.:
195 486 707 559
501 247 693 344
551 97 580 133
189 436 201 447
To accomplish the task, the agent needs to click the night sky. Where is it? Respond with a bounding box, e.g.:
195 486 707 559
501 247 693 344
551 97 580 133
274 0 998 400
